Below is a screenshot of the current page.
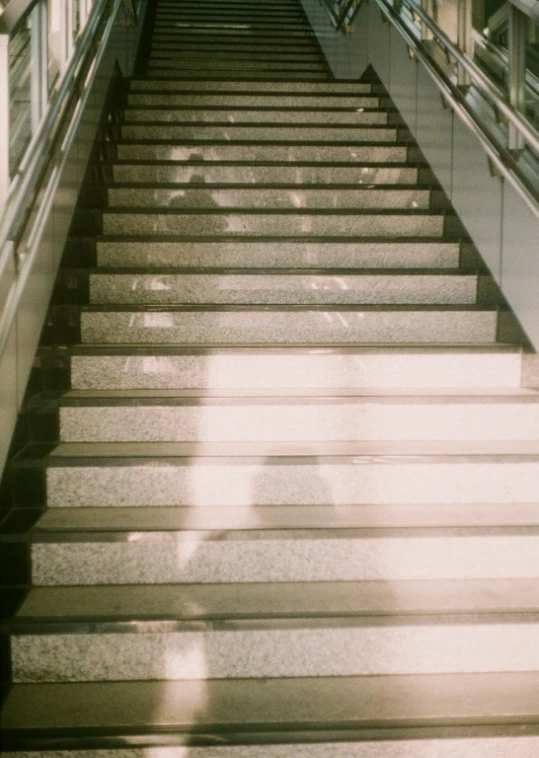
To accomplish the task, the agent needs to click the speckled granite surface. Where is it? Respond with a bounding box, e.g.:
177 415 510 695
117 144 406 163
127 94 380 108
121 125 397 142
46 456 539 507
30 530 539 585
96 239 456 269
80 309 496 345
112 165 416 184
12 621 539 681
123 107 388 124
5 740 539 758
129 80 373 93
107 187 428 210
58 396 539 442
70 349 522 390
89 272 474 306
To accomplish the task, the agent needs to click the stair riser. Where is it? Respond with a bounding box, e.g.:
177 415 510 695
58 403 539 443
151 27 315 37
146 61 326 72
107 188 428 210
112 165 414 185
71 351 521 390
102 213 442 237
116 145 406 163
12 624 539 682
123 109 388 125
46 460 539 507
153 17 310 27
80 311 497 345
148 49 322 60
127 94 380 108
96 241 457 269
116 145 407 164
120 126 397 142
4 741 539 758
146 70 328 80
129 81 372 94
146 41 322 53
31 533 539 584
89 273 474 306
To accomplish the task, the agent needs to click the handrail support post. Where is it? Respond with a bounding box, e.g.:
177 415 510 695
457 0 472 88
0 36 10 213
30 0 48 133
508 3 526 151
421 0 433 42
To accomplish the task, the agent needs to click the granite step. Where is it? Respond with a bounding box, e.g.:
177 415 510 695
57 388 539 442
27 520 539 585
3 674 539 754
44 440 539 508
111 164 414 185
126 92 380 108
128 80 371 93
153 14 310 24
146 69 329 80
78 306 498 344
10 605 539 681
146 63 327 76
70 345 523 390
96 239 456 268
154 8 308 17
87 270 476 306
119 124 398 142
106 185 428 209
121 107 388 125
155 11 307 21
152 29 315 41
115 143 408 162
101 209 444 237
146 40 323 54
148 49 324 61
146 59 327 72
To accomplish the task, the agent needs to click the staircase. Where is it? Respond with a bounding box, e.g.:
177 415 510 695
2 0 539 754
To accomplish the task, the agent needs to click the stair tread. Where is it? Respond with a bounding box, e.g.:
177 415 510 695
3 673 539 737
70 342 522 353
129 80 370 92
60 387 539 401
48 439 539 459
88 268 470 276
33 503 539 532
14 579 539 622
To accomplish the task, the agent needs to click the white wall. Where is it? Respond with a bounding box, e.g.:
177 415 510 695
300 0 539 352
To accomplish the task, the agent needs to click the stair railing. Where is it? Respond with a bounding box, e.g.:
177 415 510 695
319 0 539 216
0 0 143 476
319 0 364 30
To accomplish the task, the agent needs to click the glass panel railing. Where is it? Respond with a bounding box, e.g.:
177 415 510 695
318 0 538 207
8 18 32 174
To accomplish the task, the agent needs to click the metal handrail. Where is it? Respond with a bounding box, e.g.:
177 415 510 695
319 0 364 30
0 0 123 356
375 0 538 215
0 0 105 252
336 0 363 30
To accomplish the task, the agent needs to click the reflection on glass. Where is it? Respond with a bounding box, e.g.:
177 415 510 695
9 21 32 174
525 15 539 129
